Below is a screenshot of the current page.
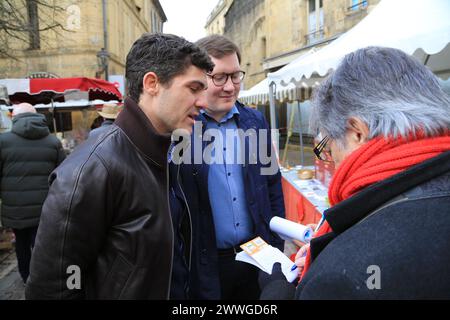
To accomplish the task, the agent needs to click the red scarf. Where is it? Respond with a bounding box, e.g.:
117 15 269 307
300 134 450 279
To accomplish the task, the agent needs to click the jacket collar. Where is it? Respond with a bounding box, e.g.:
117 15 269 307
326 150 450 235
115 97 171 168
200 104 240 124
309 150 450 262
197 101 256 130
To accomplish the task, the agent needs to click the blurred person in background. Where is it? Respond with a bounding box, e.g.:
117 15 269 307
0 103 65 284
88 103 122 139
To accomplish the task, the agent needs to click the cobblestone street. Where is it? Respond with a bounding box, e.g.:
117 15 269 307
0 249 25 300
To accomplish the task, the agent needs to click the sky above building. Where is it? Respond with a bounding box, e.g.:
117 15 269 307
159 0 220 42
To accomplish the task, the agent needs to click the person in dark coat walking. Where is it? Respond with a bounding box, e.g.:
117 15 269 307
0 103 65 284
259 46 450 300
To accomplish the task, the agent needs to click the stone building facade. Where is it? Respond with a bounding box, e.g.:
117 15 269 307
223 0 266 90
205 0 233 35
0 0 166 80
0 0 166 150
207 0 381 88
264 0 381 73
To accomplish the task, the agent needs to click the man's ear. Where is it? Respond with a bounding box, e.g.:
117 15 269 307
142 72 159 96
347 117 369 146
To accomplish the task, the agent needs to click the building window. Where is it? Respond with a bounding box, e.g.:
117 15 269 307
261 37 266 59
349 0 368 11
306 0 324 44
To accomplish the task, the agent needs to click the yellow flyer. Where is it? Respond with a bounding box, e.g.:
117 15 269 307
236 236 298 283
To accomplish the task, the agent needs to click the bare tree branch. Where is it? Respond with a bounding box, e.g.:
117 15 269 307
0 0 71 60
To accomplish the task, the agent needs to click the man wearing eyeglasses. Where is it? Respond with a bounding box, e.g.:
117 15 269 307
169 35 285 300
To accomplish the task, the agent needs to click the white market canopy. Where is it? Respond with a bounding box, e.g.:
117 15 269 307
239 78 314 105
0 99 121 110
238 48 320 105
239 78 270 105
269 0 450 89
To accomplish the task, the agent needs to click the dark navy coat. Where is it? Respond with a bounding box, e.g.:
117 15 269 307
170 102 285 299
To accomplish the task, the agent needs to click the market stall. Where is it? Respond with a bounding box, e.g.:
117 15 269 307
281 166 329 225
0 77 123 152
0 77 122 104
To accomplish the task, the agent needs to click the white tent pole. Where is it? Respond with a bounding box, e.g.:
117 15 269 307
282 104 296 166
268 81 279 155
297 101 304 166
50 99 57 134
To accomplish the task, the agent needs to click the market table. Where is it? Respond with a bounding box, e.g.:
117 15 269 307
281 167 329 226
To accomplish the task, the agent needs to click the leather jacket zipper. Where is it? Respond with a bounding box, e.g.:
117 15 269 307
166 164 174 300
177 164 193 272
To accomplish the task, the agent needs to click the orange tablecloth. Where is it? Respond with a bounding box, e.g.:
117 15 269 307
281 176 324 225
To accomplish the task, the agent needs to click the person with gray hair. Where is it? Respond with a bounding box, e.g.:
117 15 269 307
0 103 66 284
259 46 450 299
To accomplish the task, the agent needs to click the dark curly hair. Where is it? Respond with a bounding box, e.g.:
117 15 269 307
125 33 214 102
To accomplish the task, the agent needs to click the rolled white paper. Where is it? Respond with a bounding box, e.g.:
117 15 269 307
270 216 313 243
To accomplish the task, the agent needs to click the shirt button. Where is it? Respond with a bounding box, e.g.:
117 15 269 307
236 223 240 227
233 197 236 201
227 172 231 176
223 147 226 151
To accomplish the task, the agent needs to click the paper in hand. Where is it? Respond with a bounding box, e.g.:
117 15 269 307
235 237 298 283
270 216 313 243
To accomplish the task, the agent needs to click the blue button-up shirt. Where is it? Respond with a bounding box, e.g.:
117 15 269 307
201 105 254 249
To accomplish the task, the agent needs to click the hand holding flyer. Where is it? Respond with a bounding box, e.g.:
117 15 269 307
235 237 298 283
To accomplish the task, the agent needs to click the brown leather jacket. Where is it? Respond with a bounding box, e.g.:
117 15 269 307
26 98 174 299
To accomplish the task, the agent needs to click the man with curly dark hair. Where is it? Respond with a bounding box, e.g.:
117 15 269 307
26 33 214 300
